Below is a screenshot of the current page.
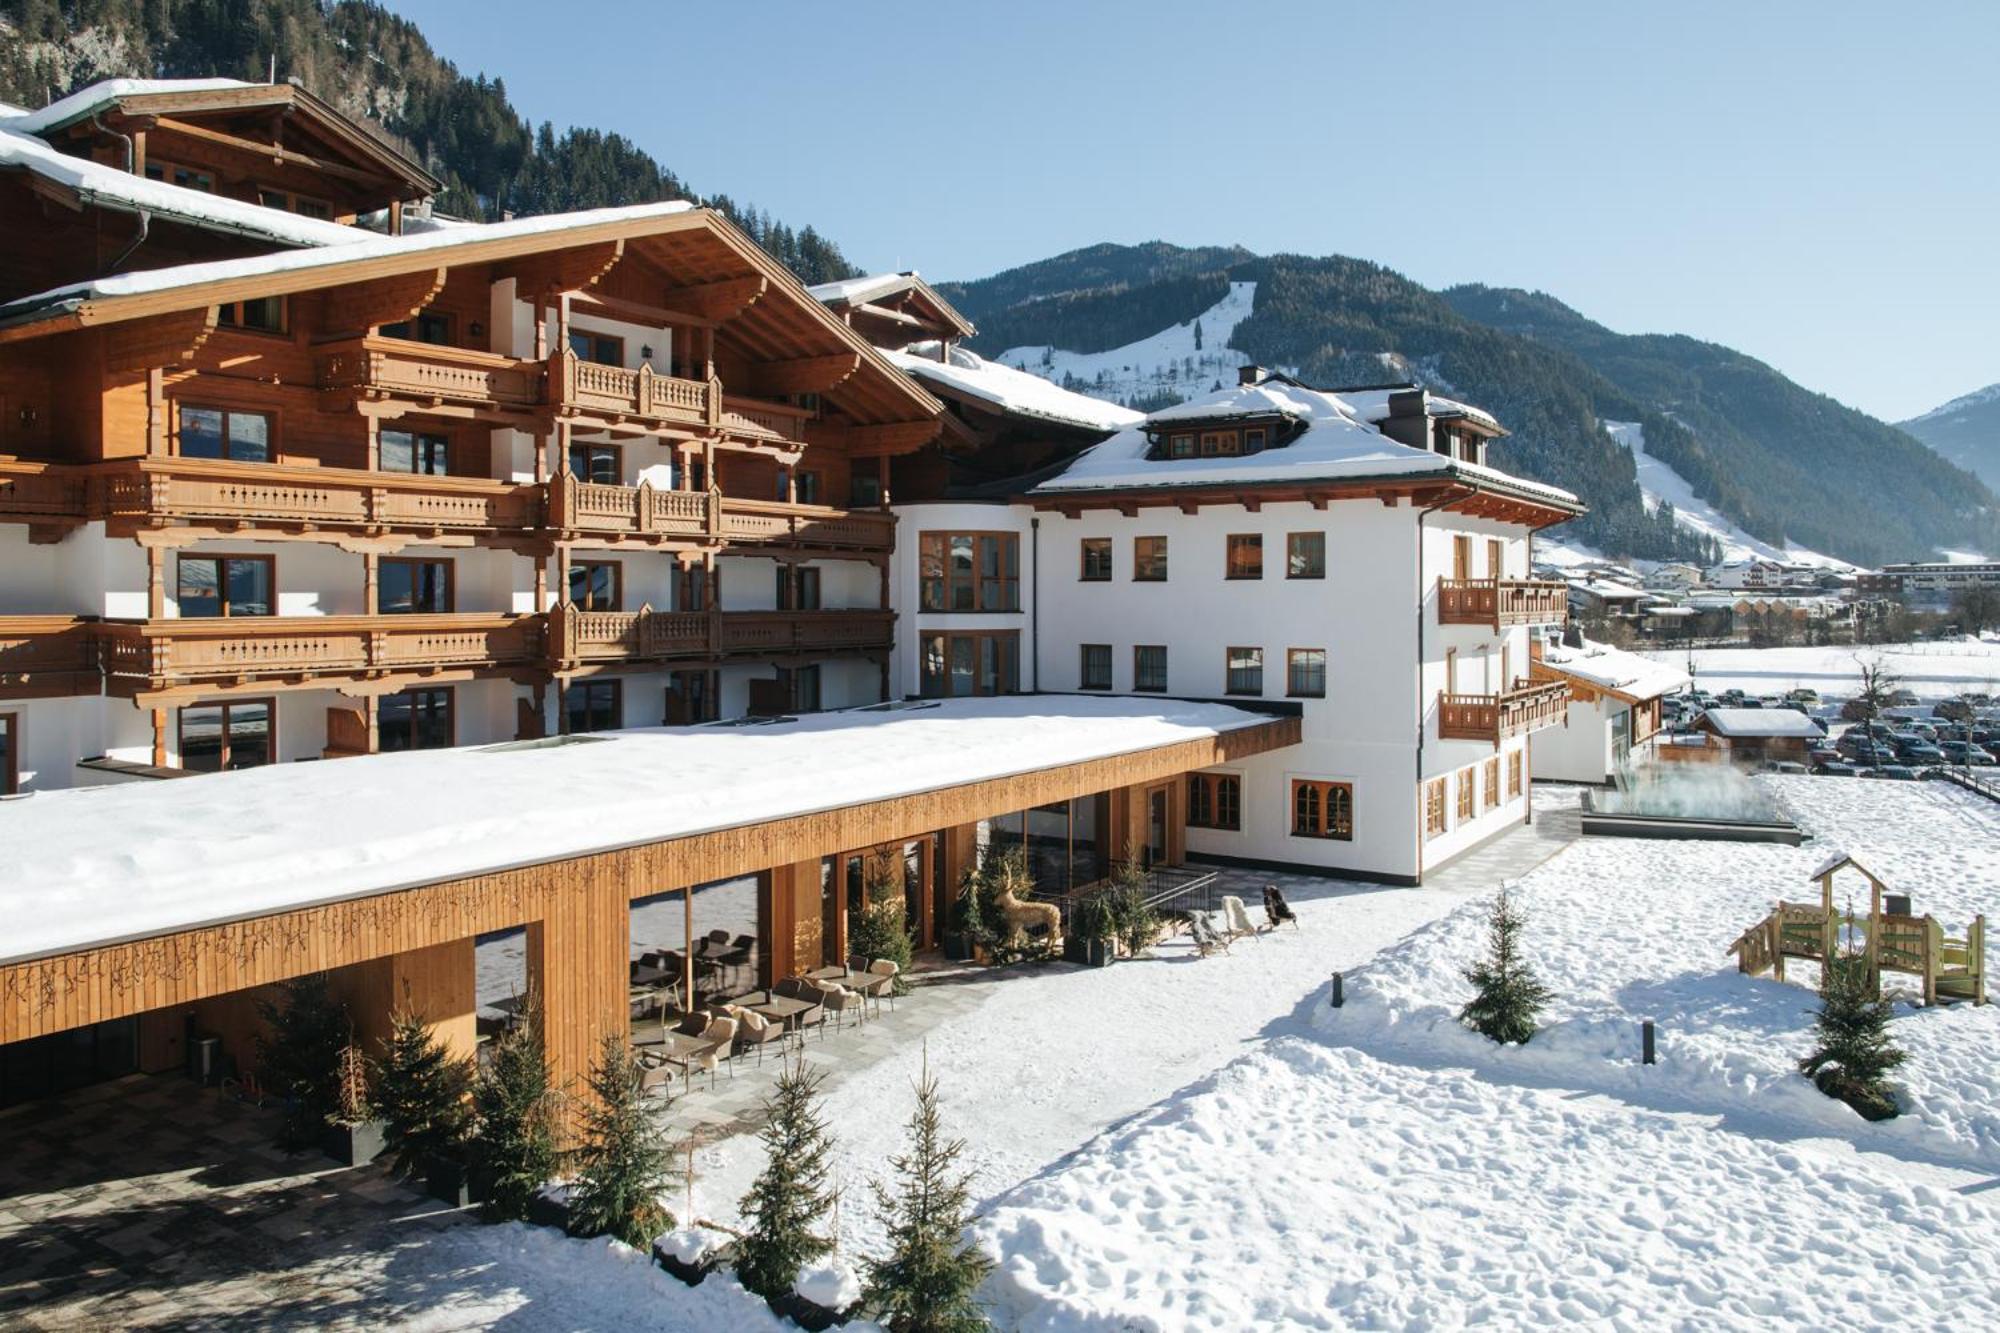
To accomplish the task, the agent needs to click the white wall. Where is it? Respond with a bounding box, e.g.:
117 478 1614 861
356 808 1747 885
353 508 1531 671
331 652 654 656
1532 694 1619 784
888 503 1035 699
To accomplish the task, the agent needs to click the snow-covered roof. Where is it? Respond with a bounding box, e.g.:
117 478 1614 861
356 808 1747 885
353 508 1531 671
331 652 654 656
885 342 1142 434
1810 848 1889 885
0 695 1281 965
1568 578 1651 602
1537 638 1690 702
808 272 921 306
1698 707 1825 739
1333 386 1503 434
1033 379 1579 505
0 77 252 136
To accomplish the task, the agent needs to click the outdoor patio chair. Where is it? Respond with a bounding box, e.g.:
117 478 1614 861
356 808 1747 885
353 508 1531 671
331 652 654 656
820 981 867 1030
1187 910 1230 956
726 1004 792 1064
637 1061 675 1101
866 958 901 1013
721 934 756 974
1222 895 1260 940
689 1014 738 1090
1263 885 1300 931
774 977 830 1041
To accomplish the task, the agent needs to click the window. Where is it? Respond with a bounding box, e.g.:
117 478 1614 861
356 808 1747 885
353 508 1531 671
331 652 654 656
143 160 214 192
258 188 332 219
564 680 621 734
666 670 715 724
1133 536 1168 582
776 565 821 611
380 428 450 475
1292 780 1354 840
794 471 822 505
850 473 883 507
1134 645 1168 693
569 560 621 611
1187 772 1241 830
380 687 453 752
568 443 620 485
1508 750 1523 797
568 331 623 365
918 532 1019 612
1200 430 1239 457
1169 433 1195 459
1487 538 1504 579
1080 537 1112 582
1226 646 1263 696
1287 532 1325 579
1080 644 1113 691
178 406 270 462
1457 767 1476 821
0 713 15 796
1244 427 1268 452
1287 648 1327 698
686 458 709 493
1425 778 1447 838
1226 534 1263 580
678 564 708 612
780 664 822 713
176 555 272 618
216 296 285 333
381 313 452 345
179 699 273 772
380 558 453 614
919 631 1018 698
1484 757 1501 808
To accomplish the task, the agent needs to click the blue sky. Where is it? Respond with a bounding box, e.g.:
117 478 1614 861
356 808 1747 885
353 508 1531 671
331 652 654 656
387 1 1996 422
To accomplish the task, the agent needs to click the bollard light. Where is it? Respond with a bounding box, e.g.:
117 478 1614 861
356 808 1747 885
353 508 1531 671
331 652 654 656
1642 1019 1657 1066
1330 971 1345 1008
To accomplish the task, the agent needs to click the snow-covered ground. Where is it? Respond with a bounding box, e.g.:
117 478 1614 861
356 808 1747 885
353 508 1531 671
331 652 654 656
1648 639 2000 701
997 282 1265 409
1603 420 1845 568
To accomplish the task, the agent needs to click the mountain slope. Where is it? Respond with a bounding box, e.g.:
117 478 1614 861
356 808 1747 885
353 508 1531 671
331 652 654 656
0 0 858 282
1444 284 1998 566
1900 385 2000 492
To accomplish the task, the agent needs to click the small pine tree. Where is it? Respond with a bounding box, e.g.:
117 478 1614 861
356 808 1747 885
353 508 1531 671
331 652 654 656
1459 886 1553 1044
1800 950 1905 1121
473 998 561 1222
568 1033 673 1248
254 972 351 1149
737 1053 837 1300
849 851 915 994
865 1054 992 1332
370 1006 474 1177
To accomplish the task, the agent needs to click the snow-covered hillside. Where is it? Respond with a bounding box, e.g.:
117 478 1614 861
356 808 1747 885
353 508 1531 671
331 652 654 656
996 281 1267 409
1603 420 1845 568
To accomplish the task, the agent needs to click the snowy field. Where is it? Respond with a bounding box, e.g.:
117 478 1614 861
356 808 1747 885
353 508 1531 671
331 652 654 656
1648 640 2000 701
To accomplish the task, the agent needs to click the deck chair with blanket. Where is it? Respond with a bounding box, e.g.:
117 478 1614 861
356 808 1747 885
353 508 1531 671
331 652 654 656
1186 909 1230 956
1263 884 1300 930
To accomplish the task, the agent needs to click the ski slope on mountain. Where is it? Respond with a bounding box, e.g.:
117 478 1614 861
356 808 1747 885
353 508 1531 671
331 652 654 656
996 280 1262 408
1604 420 1843 568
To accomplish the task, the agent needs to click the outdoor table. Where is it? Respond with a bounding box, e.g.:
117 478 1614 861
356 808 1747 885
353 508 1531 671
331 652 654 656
634 1029 711 1091
742 993 817 1034
805 965 853 983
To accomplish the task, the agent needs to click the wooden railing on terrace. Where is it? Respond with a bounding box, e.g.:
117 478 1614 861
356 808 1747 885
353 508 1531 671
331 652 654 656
721 395 812 448
0 460 89 523
0 615 101 699
719 498 894 551
97 614 544 688
545 475 892 551
97 458 542 534
551 351 719 429
1438 679 1571 744
316 336 546 410
550 605 894 665
1438 577 1569 628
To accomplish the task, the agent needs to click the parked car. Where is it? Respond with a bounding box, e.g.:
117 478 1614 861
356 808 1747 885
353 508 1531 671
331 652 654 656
1899 744 1946 766
1787 688 1821 703
1941 742 1997 766
1888 689 1921 706
1808 745 1841 766
1766 761 1809 775
1878 765 1920 781
1814 761 1860 777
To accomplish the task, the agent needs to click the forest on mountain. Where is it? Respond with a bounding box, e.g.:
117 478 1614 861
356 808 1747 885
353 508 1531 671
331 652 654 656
0 0 860 283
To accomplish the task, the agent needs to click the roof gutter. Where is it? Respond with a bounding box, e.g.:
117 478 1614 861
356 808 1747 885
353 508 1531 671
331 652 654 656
91 111 150 273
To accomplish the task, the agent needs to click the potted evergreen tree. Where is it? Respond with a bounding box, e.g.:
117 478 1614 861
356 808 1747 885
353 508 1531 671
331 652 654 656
848 852 915 996
254 973 351 1152
738 1054 847 1327
1800 946 1906 1121
370 1006 475 1202
864 1053 993 1331
568 1034 674 1247
1459 885 1553 1045
319 1039 386 1167
1063 890 1117 968
471 1000 560 1222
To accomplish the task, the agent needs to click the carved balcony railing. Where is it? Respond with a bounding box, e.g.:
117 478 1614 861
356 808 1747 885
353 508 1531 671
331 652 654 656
1437 679 1571 745
96 614 544 692
719 498 894 551
96 459 542 537
545 473 715 539
1438 577 1569 629
715 610 896 654
317 336 546 412
0 615 101 700
547 605 895 666
0 460 89 536
720 395 812 448
550 350 719 430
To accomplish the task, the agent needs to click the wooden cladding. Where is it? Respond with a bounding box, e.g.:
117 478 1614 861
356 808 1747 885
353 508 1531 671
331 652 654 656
1437 577 1569 628
1437 679 1571 745
551 606 895 667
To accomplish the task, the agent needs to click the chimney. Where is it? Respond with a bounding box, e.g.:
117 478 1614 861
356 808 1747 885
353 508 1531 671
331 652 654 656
1237 364 1263 386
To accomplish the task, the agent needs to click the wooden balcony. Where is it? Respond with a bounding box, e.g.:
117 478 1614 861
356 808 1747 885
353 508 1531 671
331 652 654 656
0 616 101 700
551 351 718 431
720 395 811 449
1438 578 1569 628
1437 679 1571 745
549 605 894 667
0 460 89 540
719 498 894 552
545 474 893 552
97 459 542 540
317 335 547 416
97 614 545 696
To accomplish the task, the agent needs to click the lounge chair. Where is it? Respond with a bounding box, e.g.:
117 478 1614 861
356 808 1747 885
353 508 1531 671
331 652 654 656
1187 910 1229 956
1263 884 1300 931
1221 895 1260 940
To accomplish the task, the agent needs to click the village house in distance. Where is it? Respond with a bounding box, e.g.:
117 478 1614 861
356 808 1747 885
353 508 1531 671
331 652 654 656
0 79 1580 1110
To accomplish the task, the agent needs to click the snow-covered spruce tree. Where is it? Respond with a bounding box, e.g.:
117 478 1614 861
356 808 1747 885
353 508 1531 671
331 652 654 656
865 1054 993 1332
567 1033 673 1248
737 1053 837 1300
1459 885 1553 1045
472 998 560 1223
254 972 352 1149
1800 952 1905 1121
369 1005 474 1177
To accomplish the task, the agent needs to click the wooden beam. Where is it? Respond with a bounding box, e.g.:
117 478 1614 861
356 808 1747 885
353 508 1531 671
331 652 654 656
843 419 941 456
494 241 627 298
656 276 766 322
103 307 218 374
570 289 717 331
754 352 860 396
149 116 389 187
319 268 448 334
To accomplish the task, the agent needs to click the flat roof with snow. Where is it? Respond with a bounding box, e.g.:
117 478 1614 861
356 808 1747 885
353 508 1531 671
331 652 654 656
1698 707 1825 739
0 696 1283 966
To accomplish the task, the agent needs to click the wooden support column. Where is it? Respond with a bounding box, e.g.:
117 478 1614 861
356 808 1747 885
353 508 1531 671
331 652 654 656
526 877 628 1137
534 430 550 484
365 415 381 473
131 127 147 177
145 368 168 456
783 464 796 504
364 694 380 755
876 455 891 508
702 327 715 380
331 937 477 1064
150 707 169 768
146 545 165 618
363 552 379 616
532 298 548 361
534 557 549 611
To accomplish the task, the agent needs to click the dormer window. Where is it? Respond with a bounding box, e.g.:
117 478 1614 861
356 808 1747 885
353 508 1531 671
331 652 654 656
1170 434 1195 458
1244 427 1267 452
259 188 332 220
143 160 213 192
1199 430 1238 456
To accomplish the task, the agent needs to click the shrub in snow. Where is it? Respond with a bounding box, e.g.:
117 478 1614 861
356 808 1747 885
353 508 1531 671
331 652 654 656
473 997 560 1223
1458 886 1553 1045
1800 953 1906 1122
864 1056 993 1332
849 850 915 994
255 972 353 1149
567 1033 674 1249
1108 861 1158 957
736 1053 837 1300
371 1005 475 1178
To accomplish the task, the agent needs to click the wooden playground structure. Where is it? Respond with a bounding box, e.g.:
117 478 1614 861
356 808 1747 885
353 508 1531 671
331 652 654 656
1729 852 1986 1005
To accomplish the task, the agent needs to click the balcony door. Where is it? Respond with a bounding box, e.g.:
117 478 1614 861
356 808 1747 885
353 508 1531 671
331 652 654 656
1453 535 1472 581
